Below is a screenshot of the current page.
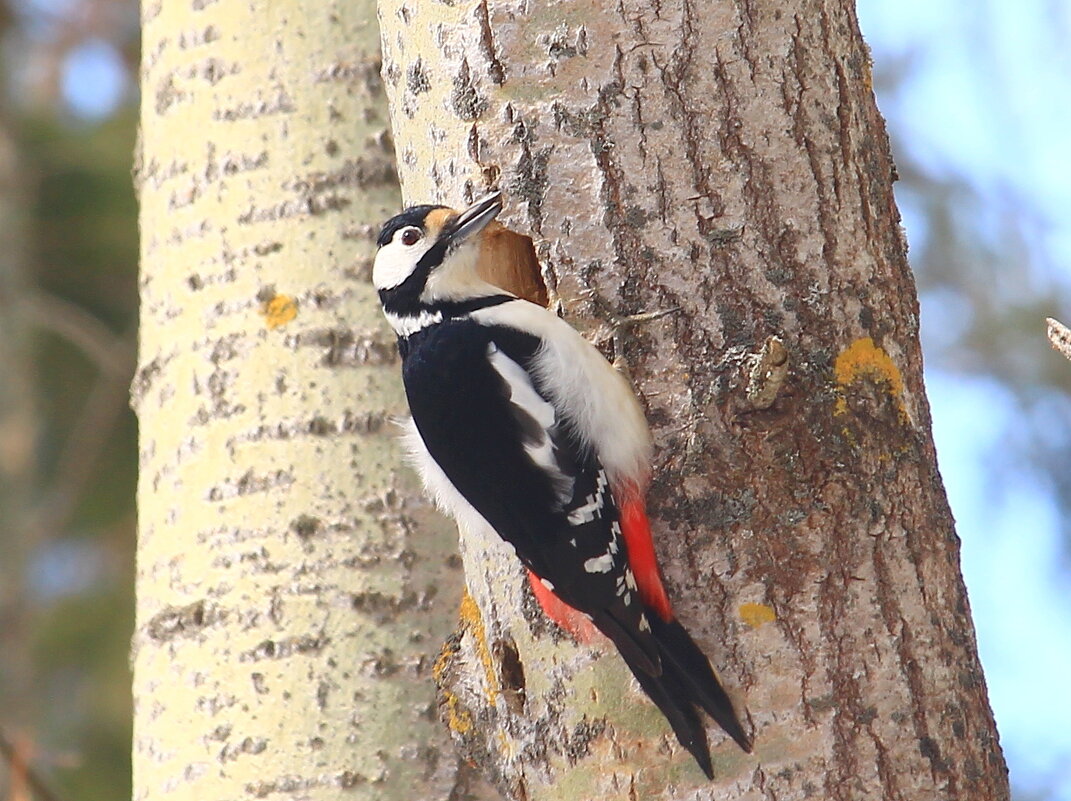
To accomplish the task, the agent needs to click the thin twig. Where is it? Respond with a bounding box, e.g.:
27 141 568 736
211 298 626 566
1046 317 1071 363
0 727 69 801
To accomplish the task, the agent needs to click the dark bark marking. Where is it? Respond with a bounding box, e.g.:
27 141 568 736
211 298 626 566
155 72 187 114
587 45 674 320
239 633 330 662
351 589 433 625
406 57 431 95
789 13 839 276
452 58 487 121
293 327 397 368
291 514 322 538
506 111 551 235
475 0 506 85
212 88 295 121
131 354 167 409
146 599 218 642
734 0 759 82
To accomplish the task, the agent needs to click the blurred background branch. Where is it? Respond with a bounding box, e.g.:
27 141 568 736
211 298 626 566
1046 318 1071 363
22 291 134 377
0 0 1067 799
0 728 68 801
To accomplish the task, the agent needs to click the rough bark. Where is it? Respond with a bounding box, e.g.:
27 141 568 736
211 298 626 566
377 1 1009 799
133 2 468 799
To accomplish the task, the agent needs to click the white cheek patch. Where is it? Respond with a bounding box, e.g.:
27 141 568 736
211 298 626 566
419 242 483 302
373 238 433 290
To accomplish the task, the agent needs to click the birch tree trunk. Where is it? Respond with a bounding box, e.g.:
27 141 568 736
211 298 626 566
378 1 1010 799
134 3 468 799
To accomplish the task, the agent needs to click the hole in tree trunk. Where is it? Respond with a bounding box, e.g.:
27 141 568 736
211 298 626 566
492 637 527 714
475 222 547 307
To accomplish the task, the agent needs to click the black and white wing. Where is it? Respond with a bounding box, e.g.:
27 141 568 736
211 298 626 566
402 317 659 672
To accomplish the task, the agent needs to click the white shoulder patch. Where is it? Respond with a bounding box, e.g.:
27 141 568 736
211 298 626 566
487 344 555 429
486 343 573 501
471 300 653 489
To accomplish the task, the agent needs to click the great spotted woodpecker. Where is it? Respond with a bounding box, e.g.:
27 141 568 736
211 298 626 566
373 191 752 776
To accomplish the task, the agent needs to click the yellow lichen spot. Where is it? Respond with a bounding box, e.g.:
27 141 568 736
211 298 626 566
432 639 453 683
442 689 473 735
739 602 777 628
261 294 297 329
496 730 517 759
432 604 481 734
459 589 500 700
833 337 906 418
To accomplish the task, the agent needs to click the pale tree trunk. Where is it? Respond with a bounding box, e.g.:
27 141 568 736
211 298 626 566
134 2 471 799
378 1 1010 799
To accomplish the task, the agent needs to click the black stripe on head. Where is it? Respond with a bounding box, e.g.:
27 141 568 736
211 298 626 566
376 205 448 247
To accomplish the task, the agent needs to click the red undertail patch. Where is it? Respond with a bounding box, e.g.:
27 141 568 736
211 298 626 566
619 495 674 622
527 571 598 643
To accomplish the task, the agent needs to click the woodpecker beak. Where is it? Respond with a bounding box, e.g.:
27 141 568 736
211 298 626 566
444 191 503 249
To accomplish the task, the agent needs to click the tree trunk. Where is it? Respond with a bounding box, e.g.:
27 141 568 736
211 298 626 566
133 3 469 799
377 1 1010 799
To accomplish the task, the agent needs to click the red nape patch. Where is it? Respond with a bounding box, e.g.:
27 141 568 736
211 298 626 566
527 571 598 643
619 496 674 622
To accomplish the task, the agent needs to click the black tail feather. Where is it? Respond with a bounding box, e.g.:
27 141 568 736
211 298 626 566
613 612 752 778
648 615 753 753
626 659 715 779
591 609 662 676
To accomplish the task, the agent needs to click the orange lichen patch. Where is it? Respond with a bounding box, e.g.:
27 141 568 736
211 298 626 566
441 685 473 736
260 294 297 329
432 639 452 684
833 337 906 418
459 589 500 701
434 629 475 735
739 602 777 628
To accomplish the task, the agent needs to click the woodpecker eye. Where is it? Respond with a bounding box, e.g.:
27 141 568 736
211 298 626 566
400 228 422 246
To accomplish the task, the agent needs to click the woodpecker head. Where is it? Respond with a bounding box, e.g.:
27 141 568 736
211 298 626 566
373 192 504 313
